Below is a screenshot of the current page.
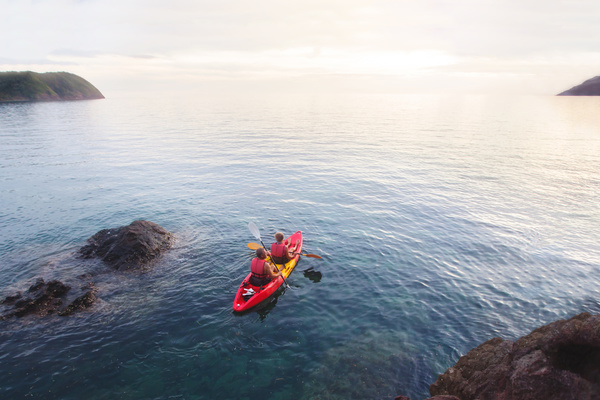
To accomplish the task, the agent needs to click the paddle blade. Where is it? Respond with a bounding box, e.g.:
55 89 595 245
247 242 262 250
304 254 322 259
248 222 261 240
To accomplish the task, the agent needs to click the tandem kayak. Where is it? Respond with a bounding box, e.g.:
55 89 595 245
233 231 303 312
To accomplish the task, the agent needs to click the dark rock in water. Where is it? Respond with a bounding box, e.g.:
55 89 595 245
557 76 600 96
1 279 98 320
1 293 23 305
1 278 71 319
58 284 97 316
2 221 172 320
80 220 174 271
429 312 600 400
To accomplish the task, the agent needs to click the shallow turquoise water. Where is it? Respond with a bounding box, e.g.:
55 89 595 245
1 93 599 399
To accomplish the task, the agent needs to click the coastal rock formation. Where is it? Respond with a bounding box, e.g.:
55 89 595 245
58 283 97 316
79 220 174 271
0 71 104 102
1 220 172 320
557 76 600 96
1 278 69 319
1 278 96 319
428 312 600 400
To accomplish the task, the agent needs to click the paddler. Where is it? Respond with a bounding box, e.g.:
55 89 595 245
249 248 282 286
270 232 298 265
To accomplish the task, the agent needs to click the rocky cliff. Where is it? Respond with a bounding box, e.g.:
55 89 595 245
429 312 600 400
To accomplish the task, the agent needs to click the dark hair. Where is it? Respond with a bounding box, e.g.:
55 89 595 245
275 232 284 242
256 248 267 259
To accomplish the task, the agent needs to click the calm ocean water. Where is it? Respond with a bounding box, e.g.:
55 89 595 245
1 93 599 399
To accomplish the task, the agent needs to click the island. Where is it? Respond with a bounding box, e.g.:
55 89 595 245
557 76 600 96
0 71 104 102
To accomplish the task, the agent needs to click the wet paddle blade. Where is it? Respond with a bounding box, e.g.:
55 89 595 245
304 254 322 259
248 222 261 240
247 242 262 250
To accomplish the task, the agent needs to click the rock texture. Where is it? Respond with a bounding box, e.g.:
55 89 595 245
1 278 96 319
1 278 70 319
1 221 172 320
79 220 174 271
557 76 600 96
429 312 600 400
58 283 97 316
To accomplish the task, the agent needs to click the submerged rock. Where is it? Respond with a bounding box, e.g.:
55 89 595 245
1 278 97 320
428 312 600 400
2 221 173 320
1 278 67 319
302 330 410 400
58 283 97 316
79 220 174 271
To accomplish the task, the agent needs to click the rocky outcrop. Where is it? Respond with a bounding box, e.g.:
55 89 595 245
79 220 174 271
1 220 173 320
1 278 96 319
58 283 97 316
557 76 600 96
1 278 69 318
428 312 600 400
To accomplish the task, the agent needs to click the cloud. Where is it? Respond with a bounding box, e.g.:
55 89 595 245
0 57 70 66
3 0 600 94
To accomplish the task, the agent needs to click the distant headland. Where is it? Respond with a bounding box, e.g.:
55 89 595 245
0 71 104 102
557 76 600 96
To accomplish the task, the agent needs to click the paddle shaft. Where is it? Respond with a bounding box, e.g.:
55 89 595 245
249 223 290 287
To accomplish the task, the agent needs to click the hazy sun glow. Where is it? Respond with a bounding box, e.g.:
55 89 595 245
2 1 600 95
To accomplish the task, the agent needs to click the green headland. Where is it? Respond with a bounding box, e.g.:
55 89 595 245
0 71 104 102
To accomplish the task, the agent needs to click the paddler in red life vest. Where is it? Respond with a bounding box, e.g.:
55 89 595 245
270 232 298 265
249 247 282 286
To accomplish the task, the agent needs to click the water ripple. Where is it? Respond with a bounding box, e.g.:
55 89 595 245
1 94 599 399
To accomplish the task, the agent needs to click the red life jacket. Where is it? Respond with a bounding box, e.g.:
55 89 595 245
250 258 268 278
271 242 287 258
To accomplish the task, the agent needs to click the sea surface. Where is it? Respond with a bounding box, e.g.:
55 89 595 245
0 93 599 400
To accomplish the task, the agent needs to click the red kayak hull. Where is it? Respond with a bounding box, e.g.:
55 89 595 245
233 231 303 312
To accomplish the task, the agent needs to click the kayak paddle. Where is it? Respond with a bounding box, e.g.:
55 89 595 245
248 222 289 288
292 252 322 259
248 242 322 259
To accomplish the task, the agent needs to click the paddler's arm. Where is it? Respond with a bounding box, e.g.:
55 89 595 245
285 244 299 260
266 261 282 278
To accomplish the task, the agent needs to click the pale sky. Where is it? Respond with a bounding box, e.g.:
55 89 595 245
2 0 600 95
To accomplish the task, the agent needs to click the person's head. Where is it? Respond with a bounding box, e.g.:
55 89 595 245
256 248 267 259
275 232 284 242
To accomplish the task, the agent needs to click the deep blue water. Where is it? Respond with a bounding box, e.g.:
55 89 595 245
1 93 599 399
